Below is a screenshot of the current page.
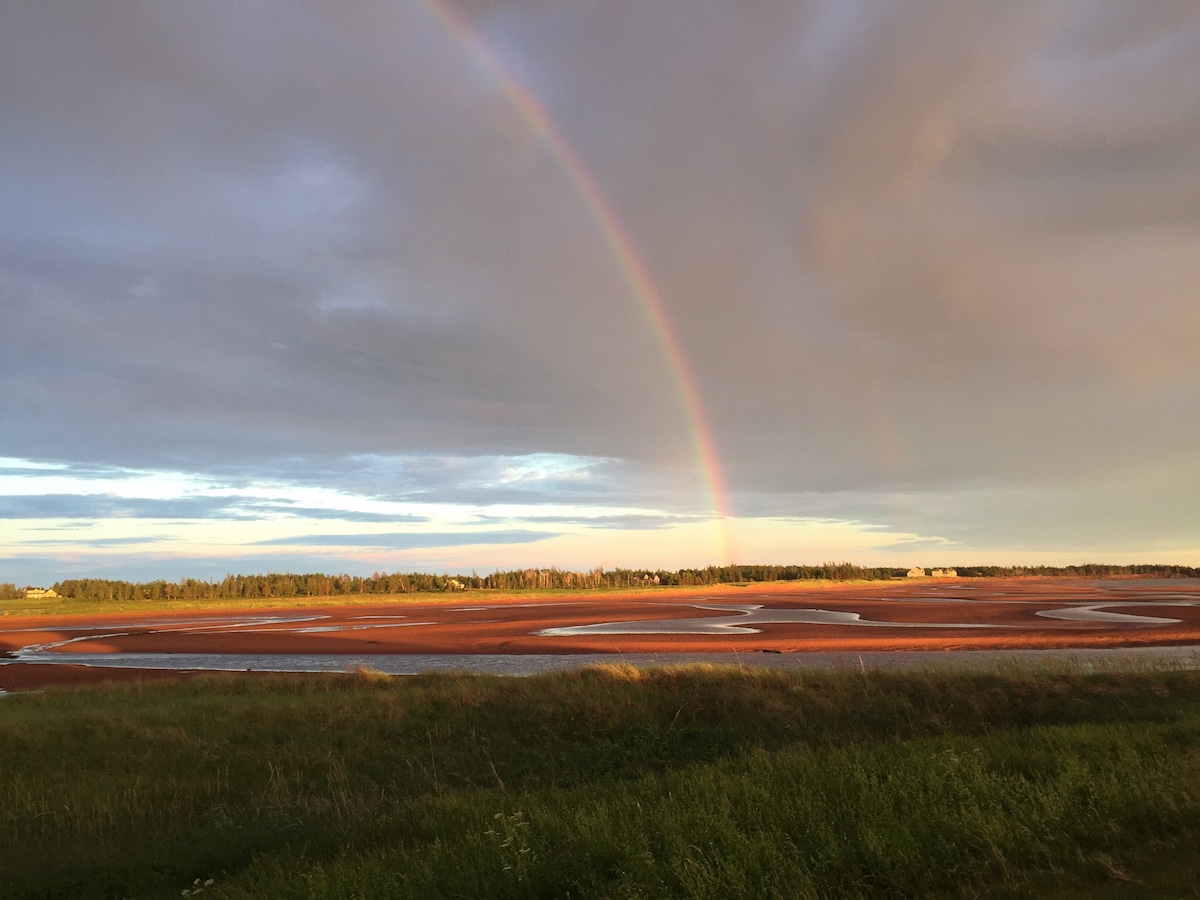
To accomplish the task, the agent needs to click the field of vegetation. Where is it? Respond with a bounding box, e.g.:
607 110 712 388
4 662 1200 898
5 562 1197 612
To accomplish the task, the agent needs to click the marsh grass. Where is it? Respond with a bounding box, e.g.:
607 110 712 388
0 578 863 618
2 665 1200 897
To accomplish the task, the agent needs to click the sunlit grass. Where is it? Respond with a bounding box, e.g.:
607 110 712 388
3 664 1199 897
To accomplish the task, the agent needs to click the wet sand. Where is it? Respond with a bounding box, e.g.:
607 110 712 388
0 663 212 692
4 578 1200 690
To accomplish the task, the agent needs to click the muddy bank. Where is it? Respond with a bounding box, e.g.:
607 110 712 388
3 578 1199 690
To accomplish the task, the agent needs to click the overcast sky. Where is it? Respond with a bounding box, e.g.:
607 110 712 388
3 1 1199 584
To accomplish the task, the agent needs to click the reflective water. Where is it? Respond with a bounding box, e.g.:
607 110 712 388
6 646 1200 677
1036 604 1190 625
539 603 1007 636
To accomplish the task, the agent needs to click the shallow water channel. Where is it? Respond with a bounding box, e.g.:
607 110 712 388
6 646 1200 678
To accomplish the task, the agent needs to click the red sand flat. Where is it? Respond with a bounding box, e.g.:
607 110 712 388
3 579 1199 690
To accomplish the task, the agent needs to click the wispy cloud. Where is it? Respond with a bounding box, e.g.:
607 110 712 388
253 530 558 548
474 513 697 531
21 535 174 547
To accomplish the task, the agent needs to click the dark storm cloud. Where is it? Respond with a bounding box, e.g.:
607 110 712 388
2 1 1198 556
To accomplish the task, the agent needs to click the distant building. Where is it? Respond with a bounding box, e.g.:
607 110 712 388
930 569 957 578
906 567 927 578
24 587 57 599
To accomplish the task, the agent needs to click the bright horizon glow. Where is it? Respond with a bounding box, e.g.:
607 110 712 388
3 456 1197 587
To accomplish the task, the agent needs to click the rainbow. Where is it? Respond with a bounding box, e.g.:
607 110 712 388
422 1 735 562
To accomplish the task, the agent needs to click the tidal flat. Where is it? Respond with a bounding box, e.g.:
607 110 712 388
3 663 1200 898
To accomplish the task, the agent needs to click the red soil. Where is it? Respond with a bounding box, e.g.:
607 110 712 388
0 664 203 692
3 578 1199 690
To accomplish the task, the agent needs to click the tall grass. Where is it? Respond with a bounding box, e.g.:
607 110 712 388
231 724 1195 899
2 665 1199 897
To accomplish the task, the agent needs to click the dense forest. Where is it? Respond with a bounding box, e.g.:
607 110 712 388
0 562 1195 604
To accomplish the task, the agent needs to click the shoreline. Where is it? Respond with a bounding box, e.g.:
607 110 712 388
3 577 1200 690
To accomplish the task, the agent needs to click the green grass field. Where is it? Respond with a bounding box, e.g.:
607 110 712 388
3 663 1200 898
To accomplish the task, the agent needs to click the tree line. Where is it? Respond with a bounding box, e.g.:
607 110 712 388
19 562 1198 603
44 564 898 602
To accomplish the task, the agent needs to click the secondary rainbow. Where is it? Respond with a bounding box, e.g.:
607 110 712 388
423 1 735 561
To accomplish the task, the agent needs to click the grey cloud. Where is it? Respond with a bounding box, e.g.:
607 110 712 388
22 535 173 547
0 460 136 481
474 513 698 531
0 492 426 524
224 453 680 511
0 494 247 520
243 505 427 524
0 0 686 471
254 530 557 548
741 462 1200 560
448 1 1200 508
2 1 1198 564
